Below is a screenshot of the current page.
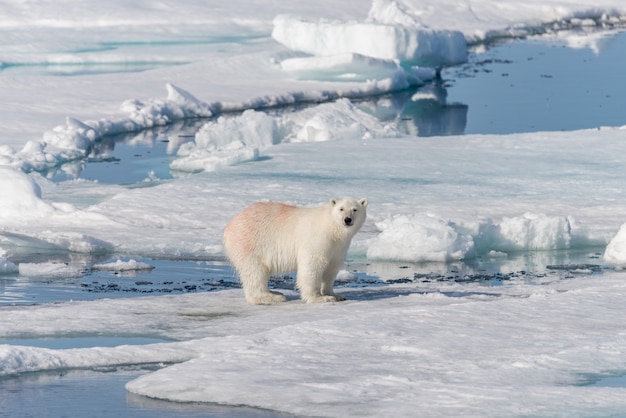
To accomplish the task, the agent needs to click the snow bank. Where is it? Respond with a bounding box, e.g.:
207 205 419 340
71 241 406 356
1 83 409 176
279 53 412 83
0 230 112 257
368 212 574 262
483 212 572 252
36 232 112 254
367 214 475 262
0 167 54 219
171 99 398 172
171 110 275 173
0 342 195 377
604 223 626 265
0 84 214 173
272 15 467 69
288 98 399 142
18 262 83 279
4 274 626 416
369 0 626 43
121 83 215 126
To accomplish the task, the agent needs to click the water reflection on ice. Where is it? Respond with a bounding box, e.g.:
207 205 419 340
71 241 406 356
355 82 468 137
0 368 290 418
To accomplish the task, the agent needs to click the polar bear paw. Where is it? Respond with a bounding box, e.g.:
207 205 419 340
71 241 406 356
247 291 287 305
304 294 346 303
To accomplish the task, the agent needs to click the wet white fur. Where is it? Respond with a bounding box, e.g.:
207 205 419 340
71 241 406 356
223 197 367 304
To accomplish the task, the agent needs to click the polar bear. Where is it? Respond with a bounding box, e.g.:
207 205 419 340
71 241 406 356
223 197 367 304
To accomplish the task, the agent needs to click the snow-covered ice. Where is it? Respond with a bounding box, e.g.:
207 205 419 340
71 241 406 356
3 127 625 263
271 14 468 68
604 223 626 265
2 0 626 416
3 276 626 416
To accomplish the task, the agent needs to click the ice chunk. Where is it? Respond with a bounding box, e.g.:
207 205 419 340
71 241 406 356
367 214 475 262
480 213 572 253
279 53 416 83
18 262 83 279
336 269 358 282
170 109 277 172
0 258 18 275
604 223 626 265
272 14 467 68
121 83 214 128
291 98 398 142
0 167 54 220
367 212 574 262
7 84 214 173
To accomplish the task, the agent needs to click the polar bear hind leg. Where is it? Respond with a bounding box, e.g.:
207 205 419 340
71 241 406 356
235 259 286 305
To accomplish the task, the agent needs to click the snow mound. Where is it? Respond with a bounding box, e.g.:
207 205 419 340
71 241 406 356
482 212 572 253
0 167 55 219
272 14 467 68
121 83 215 128
368 214 475 262
171 99 398 172
368 212 573 262
603 223 626 265
92 259 155 272
171 110 277 172
290 98 399 142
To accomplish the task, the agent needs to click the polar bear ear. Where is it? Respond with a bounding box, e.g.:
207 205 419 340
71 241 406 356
330 198 338 206
359 198 368 208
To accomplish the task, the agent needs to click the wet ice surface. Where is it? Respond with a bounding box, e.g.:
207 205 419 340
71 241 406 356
0 247 612 307
0 368 295 418
0 258 235 306
33 30 626 185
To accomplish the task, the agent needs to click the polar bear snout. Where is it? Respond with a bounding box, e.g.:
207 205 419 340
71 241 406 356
344 216 354 226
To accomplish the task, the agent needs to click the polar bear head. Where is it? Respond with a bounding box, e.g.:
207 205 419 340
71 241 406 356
330 197 368 231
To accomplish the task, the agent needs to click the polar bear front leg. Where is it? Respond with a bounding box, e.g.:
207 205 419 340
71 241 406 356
294 266 327 303
320 265 346 302
297 265 343 303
